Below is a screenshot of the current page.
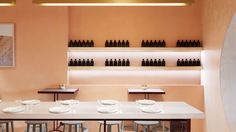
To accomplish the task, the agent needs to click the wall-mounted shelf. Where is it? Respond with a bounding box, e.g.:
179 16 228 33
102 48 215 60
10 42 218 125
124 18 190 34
68 66 203 71
68 47 203 52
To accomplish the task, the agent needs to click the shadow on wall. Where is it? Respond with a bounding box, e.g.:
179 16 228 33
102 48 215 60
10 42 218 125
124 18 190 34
220 11 236 132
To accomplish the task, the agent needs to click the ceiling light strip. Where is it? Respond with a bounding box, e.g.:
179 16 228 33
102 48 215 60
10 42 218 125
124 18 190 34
0 0 15 6
40 3 187 6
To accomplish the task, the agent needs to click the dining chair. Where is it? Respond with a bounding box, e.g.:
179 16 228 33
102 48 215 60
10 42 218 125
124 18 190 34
0 121 14 132
61 121 88 132
25 121 48 132
98 121 124 132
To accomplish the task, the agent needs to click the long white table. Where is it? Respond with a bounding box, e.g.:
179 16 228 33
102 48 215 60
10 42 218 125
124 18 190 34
0 101 204 132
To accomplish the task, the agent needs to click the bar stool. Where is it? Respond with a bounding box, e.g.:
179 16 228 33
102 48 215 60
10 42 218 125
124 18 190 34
98 121 123 132
0 121 14 132
25 121 48 132
61 121 88 132
134 121 160 132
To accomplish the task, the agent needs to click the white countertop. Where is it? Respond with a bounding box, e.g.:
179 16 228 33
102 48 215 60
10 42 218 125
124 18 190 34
0 101 204 120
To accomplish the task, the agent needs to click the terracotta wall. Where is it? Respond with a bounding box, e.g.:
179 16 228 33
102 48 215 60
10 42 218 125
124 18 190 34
202 0 236 132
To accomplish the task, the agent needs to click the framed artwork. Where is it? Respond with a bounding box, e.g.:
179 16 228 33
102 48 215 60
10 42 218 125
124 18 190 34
0 23 15 67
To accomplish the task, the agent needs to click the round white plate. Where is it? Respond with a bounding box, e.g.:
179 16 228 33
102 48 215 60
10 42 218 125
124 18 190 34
2 106 25 113
136 100 156 105
140 107 162 113
100 100 118 105
49 106 70 114
97 107 118 114
21 100 40 105
60 100 79 105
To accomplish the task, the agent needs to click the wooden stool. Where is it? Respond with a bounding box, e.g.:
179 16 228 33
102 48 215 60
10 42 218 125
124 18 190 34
62 121 88 132
25 121 48 132
0 121 14 132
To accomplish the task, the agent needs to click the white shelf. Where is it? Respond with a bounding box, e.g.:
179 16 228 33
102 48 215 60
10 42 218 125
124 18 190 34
68 47 203 52
68 66 203 71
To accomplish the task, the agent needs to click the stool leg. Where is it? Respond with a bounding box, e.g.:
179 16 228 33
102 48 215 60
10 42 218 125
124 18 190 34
107 125 111 132
80 124 83 132
32 124 36 132
6 123 9 132
63 124 66 132
69 125 72 132
99 124 101 132
10 122 14 132
74 125 77 132
45 123 48 132
39 124 42 132
117 124 120 132
26 124 30 132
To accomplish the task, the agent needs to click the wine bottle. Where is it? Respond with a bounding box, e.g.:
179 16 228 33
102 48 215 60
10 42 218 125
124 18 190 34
176 40 180 47
196 40 201 47
189 59 193 66
184 59 189 66
68 40 73 47
189 40 193 47
150 59 154 66
193 59 197 66
193 40 197 47
73 40 77 47
122 59 126 66
74 59 78 66
69 59 74 66
114 59 118 66
109 40 113 47
145 59 150 66
158 59 162 66
154 40 158 47
180 59 184 66
109 59 113 66
118 59 122 66
177 59 180 66
158 40 162 47
91 59 94 66
162 59 165 66
197 59 201 66
180 40 184 47
122 40 125 47
91 40 94 47
86 40 90 47
142 40 145 47
82 40 86 47
162 40 166 47
126 59 130 66
184 40 188 47
78 59 81 66
86 59 90 66
142 59 146 66
154 59 158 66
118 40 121 47
78 40 82 47
125 40 129 47
146 40 150 47
105 40 109 47
150 40 154 47
82 59 86 66
114 40 117 47
105 59 109 66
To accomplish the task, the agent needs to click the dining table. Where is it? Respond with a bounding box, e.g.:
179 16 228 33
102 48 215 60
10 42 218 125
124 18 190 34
0 101 204 132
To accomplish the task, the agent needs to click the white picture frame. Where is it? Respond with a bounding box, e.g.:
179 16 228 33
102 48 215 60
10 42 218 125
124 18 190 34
0 23 15 67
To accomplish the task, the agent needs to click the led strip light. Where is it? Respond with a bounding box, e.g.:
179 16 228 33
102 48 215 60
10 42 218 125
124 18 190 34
0 0 15 6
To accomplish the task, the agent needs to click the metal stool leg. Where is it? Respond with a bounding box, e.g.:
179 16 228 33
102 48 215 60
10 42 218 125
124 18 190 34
32 124 36 132
69 125 72 132
99 124 102 132
10 122 14 132
6 123 9 132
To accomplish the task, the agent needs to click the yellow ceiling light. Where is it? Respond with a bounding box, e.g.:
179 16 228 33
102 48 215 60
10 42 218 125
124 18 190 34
0 0 15 6
33 0 194 6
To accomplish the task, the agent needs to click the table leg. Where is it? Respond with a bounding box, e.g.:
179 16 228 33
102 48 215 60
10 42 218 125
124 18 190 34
187 119 191 132
104 120 106 132
170 119 191 132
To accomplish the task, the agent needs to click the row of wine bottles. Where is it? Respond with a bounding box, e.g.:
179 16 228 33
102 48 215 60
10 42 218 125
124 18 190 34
68 59 94 66
176 40 201 47
142 59 165 66
105 40 130 47
105 59 130 66
68 40 94 47
141 40 166 47
177 59 201 66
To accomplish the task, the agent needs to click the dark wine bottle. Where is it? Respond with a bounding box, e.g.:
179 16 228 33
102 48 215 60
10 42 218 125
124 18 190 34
158 40 162 47
82 40 86 47
145 59 150 66
86 59 90 66
184 40 188 47
90 40 94 47
197 59 201 66
114 40 117 47
146 40 150 47
125 40 129 47
122 40 125 47
142 40 145 47
184 59 189 66
74 59 78 66
177 59 180 66
126 59 130 66
114 59 118 66
91 59 94 66
73 40 77 47
118 40 121 47
105 40 109 47
78 40 82 47
176 40 180 47
154 59 158 66
122 59 126 66
68 40 73 47
189 40 193 47
196 40 201 47
142 59 146 66
85 40 90 47
105 59 109 66
82 59 86 66
180 59 184 66
118 59 122 66
189 59 193 66
109 59 113 66
109 40 113 47
69 59 74 66
193 40 197 47
161 40 166 47
162 59 165 66
154 40 158 47
150 59 154 66
150 40 154 47
78 59 81 66
193 59 197 66
158 59 162 66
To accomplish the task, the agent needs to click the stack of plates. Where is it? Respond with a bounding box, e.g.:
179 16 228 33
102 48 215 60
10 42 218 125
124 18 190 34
140 107 162 113
100 100 118 105
21 100 40 105
60 100 79 105
97 107 118 114
136 100 156 105
49 106 70 114
2 106 25 113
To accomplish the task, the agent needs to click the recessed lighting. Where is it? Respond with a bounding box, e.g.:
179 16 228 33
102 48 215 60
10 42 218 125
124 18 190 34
0 0 15 6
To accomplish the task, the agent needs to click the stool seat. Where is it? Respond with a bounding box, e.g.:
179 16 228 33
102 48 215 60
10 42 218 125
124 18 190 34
98 121 122 125
135 121 159 125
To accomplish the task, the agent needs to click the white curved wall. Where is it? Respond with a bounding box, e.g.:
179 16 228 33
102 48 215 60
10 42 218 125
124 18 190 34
220 12 236 132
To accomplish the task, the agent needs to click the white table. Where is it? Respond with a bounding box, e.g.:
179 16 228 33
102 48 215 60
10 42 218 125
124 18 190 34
0 101 204 132
128 88 166 99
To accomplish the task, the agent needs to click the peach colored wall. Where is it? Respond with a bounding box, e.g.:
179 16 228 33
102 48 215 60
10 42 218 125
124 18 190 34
202 0 236 132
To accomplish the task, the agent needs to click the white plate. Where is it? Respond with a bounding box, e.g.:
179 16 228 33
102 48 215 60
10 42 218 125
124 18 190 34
60 100 79 105
136 100 156 105
140 107 162 113
49 106 70 114
100 100 118 105
2 106 25 113
21 100 40 105
97 107 118 114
